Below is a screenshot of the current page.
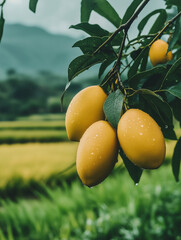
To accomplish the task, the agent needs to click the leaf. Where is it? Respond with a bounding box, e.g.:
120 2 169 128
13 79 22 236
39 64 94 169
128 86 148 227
140 49 149 71
81 0 121 28
73 36 109 54
167 17 181 52
103 89 124 128
172 137 181 182
138 9 166 35
0 12 5 42
119 147 143 184
165 0 181 9
81 0 92 22
149 10 167 34
29 0 39 13
170 98 181 125
122 0 143 24
60 82 71 111
129 66 166 89
167 82 181 99
70 23 109 37
140 92 177 140
128 47 149 79
130 48 142 60
68 54 105 81
99 55 116 78
161 57 181 87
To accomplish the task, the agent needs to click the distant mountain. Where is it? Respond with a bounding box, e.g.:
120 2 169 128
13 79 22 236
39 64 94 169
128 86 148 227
0 24 81 77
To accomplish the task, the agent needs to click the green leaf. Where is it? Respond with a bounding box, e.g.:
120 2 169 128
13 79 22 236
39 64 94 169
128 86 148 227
81 0 121 27
128 47 149 79
81 0 92 22
68 54 105 81
167 82 181 99
130 48 142 60
129 66 166 89
161 57 181 88
167 17 181 52
172 137 181 182
138 9 166 35
170 98 181 125
29 0 39 13
73 36 109 54
103 89 124 128
99 56 116 78
60 82 71 111
70 23 109 37
140 92 177 140
140 49 149 71
119 147 143 184
149 9 167 34
0 12 5 42
165 0 181 10
122 0 143 24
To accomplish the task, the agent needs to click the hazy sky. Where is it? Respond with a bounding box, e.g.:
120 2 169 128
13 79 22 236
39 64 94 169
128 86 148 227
4 0 165 36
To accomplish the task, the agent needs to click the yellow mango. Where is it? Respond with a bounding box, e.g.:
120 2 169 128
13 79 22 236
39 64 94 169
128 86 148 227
65 85 107 141
117 109 166 169
76 120 118 187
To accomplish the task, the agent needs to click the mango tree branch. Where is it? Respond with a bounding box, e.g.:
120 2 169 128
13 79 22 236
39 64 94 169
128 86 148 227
148 10 181 47
0 0 6 7
94 0 150 55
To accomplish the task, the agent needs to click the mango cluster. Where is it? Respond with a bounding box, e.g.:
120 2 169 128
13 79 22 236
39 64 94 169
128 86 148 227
65 85 166 187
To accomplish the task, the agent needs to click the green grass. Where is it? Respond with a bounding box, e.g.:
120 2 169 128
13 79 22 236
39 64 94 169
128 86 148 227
0 165 181 240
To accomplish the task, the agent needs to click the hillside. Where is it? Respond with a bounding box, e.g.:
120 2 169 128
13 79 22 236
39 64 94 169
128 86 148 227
0 24 81 77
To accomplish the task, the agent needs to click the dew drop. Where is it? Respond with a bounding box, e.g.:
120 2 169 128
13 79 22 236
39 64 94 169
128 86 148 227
140 124 144 128
165 125 168 129
139 132 143 136
153 138 156 142
135 183 139 186
91 152 94 155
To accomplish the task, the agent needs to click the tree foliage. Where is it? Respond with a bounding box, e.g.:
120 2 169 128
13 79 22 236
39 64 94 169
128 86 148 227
63 0 181 183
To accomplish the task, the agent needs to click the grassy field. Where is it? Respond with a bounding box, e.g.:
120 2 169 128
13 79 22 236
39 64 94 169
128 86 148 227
0 165 181 240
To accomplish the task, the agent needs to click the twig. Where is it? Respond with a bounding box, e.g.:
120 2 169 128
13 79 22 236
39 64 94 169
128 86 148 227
94 0 150 55
148 10 181 47
0 0 6 7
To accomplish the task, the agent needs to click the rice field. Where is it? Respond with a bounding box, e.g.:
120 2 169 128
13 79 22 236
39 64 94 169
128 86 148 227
0 114 67 143
0 142 78 187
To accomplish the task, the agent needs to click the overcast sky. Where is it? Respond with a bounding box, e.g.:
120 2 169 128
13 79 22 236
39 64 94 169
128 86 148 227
4 0 165 36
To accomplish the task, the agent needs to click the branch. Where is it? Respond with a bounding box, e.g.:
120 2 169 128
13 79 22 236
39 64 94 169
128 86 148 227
0 0 6 7
148 10 181 47
94 0 150 55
